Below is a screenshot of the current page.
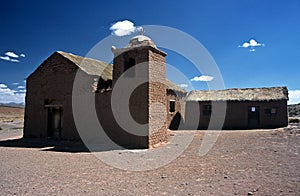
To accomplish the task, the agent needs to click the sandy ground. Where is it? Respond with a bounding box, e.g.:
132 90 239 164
0 106 24 121
0 108 299 195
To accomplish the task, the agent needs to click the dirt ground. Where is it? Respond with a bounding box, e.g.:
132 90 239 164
0 106 24 121
0 107 299 195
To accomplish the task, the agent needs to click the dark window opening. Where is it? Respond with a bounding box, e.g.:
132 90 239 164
124 58 135 77
44 99 51 105
169 100 175 113
96 77 112 93
265 108 277 114
203 104 212 116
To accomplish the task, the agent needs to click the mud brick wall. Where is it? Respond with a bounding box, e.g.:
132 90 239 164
148 50 168 147
95 91 149 149
24 53 80 139
166 90 186 130
261 100 288 127
24 52 99 140
26 45 170 148
222 100 288 129
112 46 168 148
185 100 288 130
112 48 150 148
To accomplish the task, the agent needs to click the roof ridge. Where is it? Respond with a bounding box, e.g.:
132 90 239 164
55 51 113 79
56 51 111 65
187 86 288 101
191 86 287 92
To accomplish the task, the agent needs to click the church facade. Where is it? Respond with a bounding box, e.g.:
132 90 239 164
23 35 289 148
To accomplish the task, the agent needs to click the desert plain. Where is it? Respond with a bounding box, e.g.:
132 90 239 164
0 106 299 195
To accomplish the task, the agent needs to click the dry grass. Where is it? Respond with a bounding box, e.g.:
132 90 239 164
187 86 288 102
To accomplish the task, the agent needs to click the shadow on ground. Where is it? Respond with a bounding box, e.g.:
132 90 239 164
0 137 126 153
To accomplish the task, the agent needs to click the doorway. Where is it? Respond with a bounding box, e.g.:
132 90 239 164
47 107 63 139
248 106 260 128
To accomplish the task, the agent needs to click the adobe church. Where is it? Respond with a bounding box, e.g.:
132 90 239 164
23 34 289 148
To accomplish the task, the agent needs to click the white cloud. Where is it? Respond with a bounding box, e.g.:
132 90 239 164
249 39 263 47
0 83 25 103
239 38 264 51
0 51 26 63
178 84 188 88
17 86 25 89
0 88 13 95
10 59 20 63
18 89 26 93
0 84 14 95
12 82 19 85
5 51 19 58
191 75 214 82
242 42 250 48
0 55 19 63
0 56 10 61
289 90 300 105
110 20 138 36
0 84 8 88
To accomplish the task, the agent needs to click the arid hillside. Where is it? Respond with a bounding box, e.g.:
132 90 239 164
0 106 24 122
288 103 300 117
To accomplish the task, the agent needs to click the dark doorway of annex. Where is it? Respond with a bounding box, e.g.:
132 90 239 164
47 107 63 139
248 106 260 128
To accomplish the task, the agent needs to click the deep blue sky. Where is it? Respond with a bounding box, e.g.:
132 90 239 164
0 0 299 103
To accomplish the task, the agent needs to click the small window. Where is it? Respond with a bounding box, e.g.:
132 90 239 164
203 105 212 115
96 78 112 93
265 108 277 114
271 108 277 114
264 108 271 114
251 107 256 112
169 100 175 113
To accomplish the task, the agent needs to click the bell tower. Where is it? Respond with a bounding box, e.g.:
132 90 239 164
111 30 168 148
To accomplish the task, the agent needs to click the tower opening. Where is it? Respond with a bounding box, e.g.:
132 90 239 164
124 57 135 77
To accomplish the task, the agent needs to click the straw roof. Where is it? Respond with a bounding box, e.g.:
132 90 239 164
57 51 183 92
186 87 288 102
57 51 112 81
165 80 186 93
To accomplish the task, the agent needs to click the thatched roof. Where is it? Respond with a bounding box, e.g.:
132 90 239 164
165 80 186 93
186 87 288 102
57 51 112 81
57 51 183 92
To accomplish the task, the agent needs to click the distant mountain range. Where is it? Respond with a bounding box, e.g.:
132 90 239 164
0 102 25 108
